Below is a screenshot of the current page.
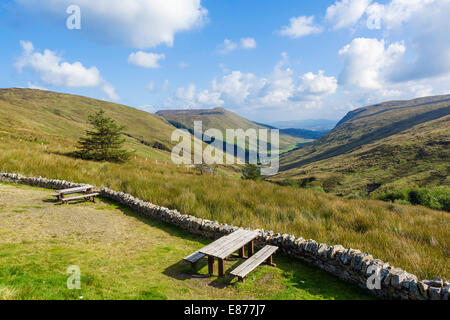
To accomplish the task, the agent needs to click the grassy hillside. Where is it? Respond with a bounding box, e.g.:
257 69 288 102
0 88 233 168
0 88 176 154
275 95 450 196
0 88 448 281
156 107 311 152
0 183 372 300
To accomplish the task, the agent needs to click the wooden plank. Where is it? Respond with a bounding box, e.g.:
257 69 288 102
61 193 99 202
206 230 257 255
213 232 258 259
183 251 206 264
199 229 247 254
56 186 93 193
200 230 258 259
230 245 278 279
198 230 247 257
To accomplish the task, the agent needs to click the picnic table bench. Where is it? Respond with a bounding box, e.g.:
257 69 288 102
230 245 278 281
53 185 98 204
183 229 277 278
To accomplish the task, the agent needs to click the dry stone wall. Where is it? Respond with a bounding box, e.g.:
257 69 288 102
0 172 448 300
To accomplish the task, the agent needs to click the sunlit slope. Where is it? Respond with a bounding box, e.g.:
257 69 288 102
0 88 175 149
156 107 309 151
274 95 450 194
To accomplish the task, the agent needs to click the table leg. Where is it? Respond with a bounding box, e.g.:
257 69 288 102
247 240 254 257
266 255 276 267
238 247 245 258
208 256 215 276
218 258 225 277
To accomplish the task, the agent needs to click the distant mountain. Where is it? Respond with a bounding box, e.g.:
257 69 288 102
273 95 450 195
156 107 312 152
269 119 337 131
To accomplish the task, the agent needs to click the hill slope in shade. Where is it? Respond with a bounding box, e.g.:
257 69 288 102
156 107 311 151
274 95 450 195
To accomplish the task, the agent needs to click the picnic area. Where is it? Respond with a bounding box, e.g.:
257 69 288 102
0 182 373 300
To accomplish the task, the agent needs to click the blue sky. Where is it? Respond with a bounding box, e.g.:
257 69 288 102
1 0 449 123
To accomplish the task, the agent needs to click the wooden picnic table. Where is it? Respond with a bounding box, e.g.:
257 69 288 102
53 185 97 203
199 229 259 277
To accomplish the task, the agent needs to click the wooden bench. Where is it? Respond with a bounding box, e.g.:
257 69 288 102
230 245 278 281
61 193 99 204
183 251 206 267
53 186 93 201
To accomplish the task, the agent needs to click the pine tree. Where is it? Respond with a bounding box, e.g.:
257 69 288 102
241 164 262 181
76 110 130 162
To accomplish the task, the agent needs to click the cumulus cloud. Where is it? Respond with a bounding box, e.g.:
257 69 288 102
218 38 257 54
326 0 372 30
298 71 338 98
338 38 405 89
128 51 165 68
240 37 257 49
165 54 338 115
218 39 238 54
16 0 208 49
16 41 119 100
365 0 438 30
278 16 322 38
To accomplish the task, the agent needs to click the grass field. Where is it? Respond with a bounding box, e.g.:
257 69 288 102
0 88 448 283
0 183 373 300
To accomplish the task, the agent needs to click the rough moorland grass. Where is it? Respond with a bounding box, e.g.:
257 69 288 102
0 184 372 300
0 139 448 281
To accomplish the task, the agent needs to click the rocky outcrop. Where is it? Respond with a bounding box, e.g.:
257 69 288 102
0 172 447 300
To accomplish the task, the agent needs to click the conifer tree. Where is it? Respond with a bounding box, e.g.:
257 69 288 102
76 110 130 162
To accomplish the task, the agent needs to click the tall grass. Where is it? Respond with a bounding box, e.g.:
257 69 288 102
0 138 448 280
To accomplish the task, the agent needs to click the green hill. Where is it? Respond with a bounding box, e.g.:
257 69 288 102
0 88 448 281
156 107 311 152
274 95 450 196
0 88 179 160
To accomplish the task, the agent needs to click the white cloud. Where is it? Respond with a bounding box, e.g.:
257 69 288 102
179 61 189 68
197 90 224 106
128 51 165 68
259 54 294 105
27 82 48 91
278 16 322 38
326 0 372 30
212 71 265 103
166 54 338 115
16 0 208 49
298 71 338 97
16 41 102 87
338 38 405 89
240 37 257 49
365 0 438 30
147 79 170 93
16 41 119 100
101 83 120 101
218 39 238 54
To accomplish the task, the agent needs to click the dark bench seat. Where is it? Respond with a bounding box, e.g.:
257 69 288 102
183 251 206 266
